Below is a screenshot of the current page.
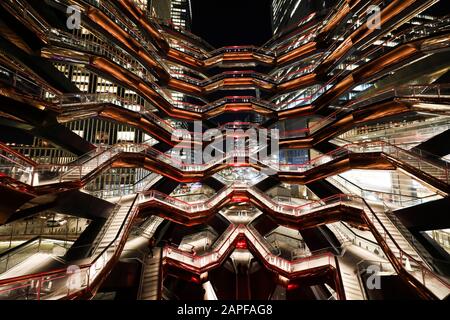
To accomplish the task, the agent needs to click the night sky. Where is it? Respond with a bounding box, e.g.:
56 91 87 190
190 0 450 49
190 0 272 48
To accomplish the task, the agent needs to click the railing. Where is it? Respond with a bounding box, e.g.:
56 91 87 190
2 139 448 195
47 29 159 82
340 116 450 144
344 84 450 112
6 0 447 123
82 0 171 72
143 185 450 298
155 8 318 58
0 191 141 300
85 172 162 199
363 141 450 184
0 184 448 299
362 198 450 299
1 0 51 42
0 62 57 99
329 222 387 260
327 174 442 208
0 237 70 275
163 224 336 275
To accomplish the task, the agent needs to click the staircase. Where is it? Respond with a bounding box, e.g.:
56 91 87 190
374 211 425 265
384 210 435 267
61 149 118 183
328 223 353 246
395 153 449 184
338 256 365 300
139 247 162 300
328 223 366 300
141 217 165 240
366 207 450 299
91 197 134 257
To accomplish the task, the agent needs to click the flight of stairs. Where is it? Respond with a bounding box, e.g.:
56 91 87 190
61 149 119 183
337 258 365 300
389 150 449 183
92 200 132 256
328 223 352 246
139 247 162 300
141 217 164 239
384 211 434 266
374 211 424 265
329 224 366 300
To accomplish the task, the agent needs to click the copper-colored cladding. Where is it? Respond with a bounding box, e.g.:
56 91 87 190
138 188 438 298
157 71 316 96
0 0 48 46
15 151 435 195
90 56 201 120
97 106 176 146
276 41 318 66
319 2 351 35
162 255 340 300
278 105 314 120
277 72 318 92
137 188 365 229
113 0 169 52
203 52 276 68
279 101 411 148
320 0 425 70
0 177 35 224
84 5 169 79
276 153 395 185
163 234 338 287
0 143 37 167
167 48 204 69
136 48 169 81
0 82 435 152
103 1 329 70
108 0 371 70
85 7 139 54
0 20 34 55
167 78 203 95
81 34 439 120
41 47 90 65
309 39 428 114
360 207 437 300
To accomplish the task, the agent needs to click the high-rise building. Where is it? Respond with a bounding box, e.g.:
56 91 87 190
271 0 338 34
0 0 449 301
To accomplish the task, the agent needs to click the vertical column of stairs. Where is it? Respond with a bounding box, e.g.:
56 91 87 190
139 247 162 300
337 257 365 300
328 223 365 300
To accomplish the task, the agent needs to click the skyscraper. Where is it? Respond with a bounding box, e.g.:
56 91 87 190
0 0 449 301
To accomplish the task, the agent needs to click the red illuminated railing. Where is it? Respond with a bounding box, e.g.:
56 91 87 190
162 224 336 276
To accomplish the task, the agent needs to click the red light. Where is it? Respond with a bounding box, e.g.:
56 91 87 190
287 283 299 291
231 196 249 203
236 239 247 249
190 276 200 284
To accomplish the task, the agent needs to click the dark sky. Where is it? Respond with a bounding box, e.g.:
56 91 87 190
425 1 450 16
190 0 450 49
190 0 272 48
